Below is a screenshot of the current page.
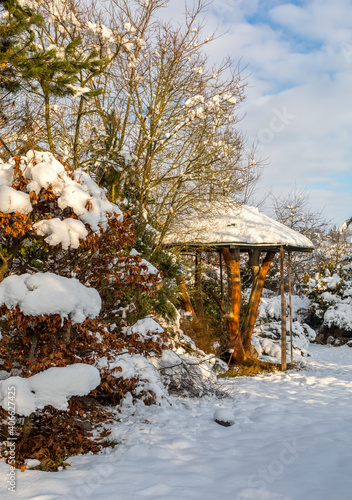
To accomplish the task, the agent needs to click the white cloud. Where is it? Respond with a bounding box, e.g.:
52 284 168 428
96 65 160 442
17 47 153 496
157 0 352 224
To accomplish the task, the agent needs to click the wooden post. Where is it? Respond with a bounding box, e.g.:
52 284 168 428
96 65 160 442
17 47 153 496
288 252 293 365
194 250 204 317
248 248 261 280
221 247 242 362
219 250 224 305
280 246 287 371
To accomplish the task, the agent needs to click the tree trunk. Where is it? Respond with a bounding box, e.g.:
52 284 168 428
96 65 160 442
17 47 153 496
241 251 276 358
176 277 195 316
221 247 243 362
22 415 32 439
62 326 71 347
0 253 12 282
43 88 54 152
288 252 293 365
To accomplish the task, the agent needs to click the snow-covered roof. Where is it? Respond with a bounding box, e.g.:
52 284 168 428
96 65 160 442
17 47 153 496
164 202 314 252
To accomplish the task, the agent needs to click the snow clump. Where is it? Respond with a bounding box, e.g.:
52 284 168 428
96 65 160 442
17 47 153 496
0 272 101 323
0 364 100 416
33 218 88 250
123 315 164 341
0 185 32 214
214 408 235 427
0 150 122 234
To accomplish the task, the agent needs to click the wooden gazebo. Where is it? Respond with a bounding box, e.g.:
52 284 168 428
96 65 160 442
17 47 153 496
163 201 314 370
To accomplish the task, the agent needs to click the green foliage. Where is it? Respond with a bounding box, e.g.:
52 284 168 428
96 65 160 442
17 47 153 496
124 220 182 322
17 238 49 270
300 259 349 318
0 0 43 92
0 0 102 96
151 285 177 321
124 288 156 324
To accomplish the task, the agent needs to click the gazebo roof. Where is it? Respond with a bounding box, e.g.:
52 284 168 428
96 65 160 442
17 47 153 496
164 202 314 252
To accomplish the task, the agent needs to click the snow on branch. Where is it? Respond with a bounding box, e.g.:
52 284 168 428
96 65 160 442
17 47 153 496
0 364 100 416
33 218 88 249
0 150 123 234
0 272 101 323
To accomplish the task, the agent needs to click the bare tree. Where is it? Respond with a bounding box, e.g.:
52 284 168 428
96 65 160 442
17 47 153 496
1 0 260 244
270 187 329 286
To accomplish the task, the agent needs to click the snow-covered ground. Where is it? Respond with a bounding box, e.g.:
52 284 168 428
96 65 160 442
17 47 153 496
2 345 352 500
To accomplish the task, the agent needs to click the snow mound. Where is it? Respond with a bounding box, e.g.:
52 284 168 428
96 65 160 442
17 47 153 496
302 271 352 333
0 272 101 323
214 408 235 426
0 364 100 416
324 303 352 331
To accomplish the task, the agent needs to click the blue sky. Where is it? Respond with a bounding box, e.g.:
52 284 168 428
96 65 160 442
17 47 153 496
163 0 352 226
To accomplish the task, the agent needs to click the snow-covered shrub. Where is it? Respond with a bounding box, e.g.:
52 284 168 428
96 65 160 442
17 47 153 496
301 259 352 343
251 289 315 362
0 150 169 468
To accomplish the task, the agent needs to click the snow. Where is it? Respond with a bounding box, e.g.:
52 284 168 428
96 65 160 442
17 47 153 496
0 163 14 186
214 408 235 425
66 84 91 98
27 161 65 193
25 459 41 469
0 151 122 232
324 302 352 331
123 316 164 340
129 249 161 279
3 346 352 499
164 200 314 250
97 353 170 403
0 272 101 323
33 218 88 249
254 291 314 361
58 168 122 231
0 185 32 214
0 364 100 416
304 272 352 331
258 293 310 322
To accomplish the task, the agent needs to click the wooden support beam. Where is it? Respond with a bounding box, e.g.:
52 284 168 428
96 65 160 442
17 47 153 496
194 250 204 317
219 250 224 305
288 252 293 365
241 251 276 356
248 248 261 280
221 247 242 361
280 246 287 371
